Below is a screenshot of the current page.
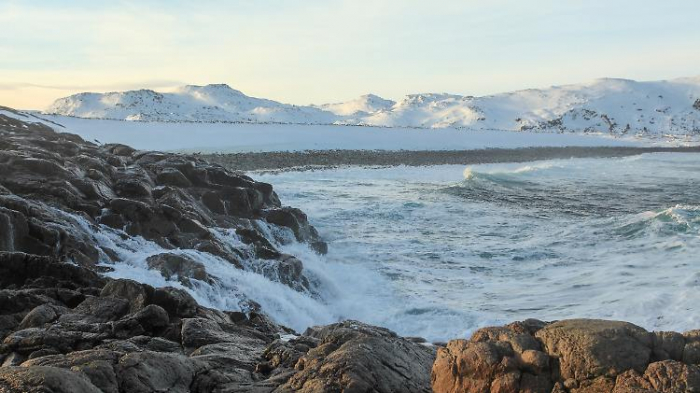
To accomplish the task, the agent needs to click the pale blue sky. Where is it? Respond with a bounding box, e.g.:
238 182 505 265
1 0 699 109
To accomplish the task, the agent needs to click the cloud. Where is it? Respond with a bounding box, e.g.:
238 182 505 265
0 80 186 92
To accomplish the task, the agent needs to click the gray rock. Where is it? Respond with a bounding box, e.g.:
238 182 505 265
100 279 151 313
146 253 213 287
116 351 199 393
0 366 102 393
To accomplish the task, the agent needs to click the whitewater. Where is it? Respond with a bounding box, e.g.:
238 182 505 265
76 152 700 342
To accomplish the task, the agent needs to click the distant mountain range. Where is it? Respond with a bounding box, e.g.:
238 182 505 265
45 77 700 136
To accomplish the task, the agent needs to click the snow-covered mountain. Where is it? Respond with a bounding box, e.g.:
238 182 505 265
47 84 336 124
45 78 700 137
316 94 395 117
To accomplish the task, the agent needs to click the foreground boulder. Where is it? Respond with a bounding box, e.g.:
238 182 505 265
432 318 700 393
266 321 436 393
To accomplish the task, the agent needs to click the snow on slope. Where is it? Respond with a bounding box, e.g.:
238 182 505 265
0 105 66 129
47 84 336 124
44 78 700 137
37 114 645 153
316 94 395 117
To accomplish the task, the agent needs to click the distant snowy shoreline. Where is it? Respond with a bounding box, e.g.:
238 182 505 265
203 146 700 172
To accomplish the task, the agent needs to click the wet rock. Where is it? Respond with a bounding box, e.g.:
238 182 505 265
0 113 345 392
114 178 152 198
146 253 212 287
0 252 105 289
0 114 328 310
156 167 192 187
150 287 198 318
201 190 227 214
104 143 136 156
100 279 151 313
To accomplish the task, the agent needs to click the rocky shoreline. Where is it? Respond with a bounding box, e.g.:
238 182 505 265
202 146 700 172
1 112 699 392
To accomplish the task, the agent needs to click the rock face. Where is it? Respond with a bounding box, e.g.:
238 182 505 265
0 254 435 392
0 113 326 309
432 318 700 393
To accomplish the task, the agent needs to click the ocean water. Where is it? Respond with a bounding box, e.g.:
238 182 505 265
93 152 700 342
252 153 700 341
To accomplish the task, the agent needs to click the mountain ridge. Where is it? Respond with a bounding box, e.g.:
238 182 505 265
44 77 700 137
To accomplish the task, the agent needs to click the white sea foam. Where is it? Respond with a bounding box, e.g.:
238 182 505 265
47 153 700 342
254 153 700 341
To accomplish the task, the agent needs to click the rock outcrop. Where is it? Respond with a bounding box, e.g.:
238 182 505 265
0 113 326 310
265 321 436 393
0 111 436 392
432 318 700 393
0 253 434 392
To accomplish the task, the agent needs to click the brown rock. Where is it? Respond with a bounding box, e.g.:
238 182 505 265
644 360 700 391
278 321 436 393
535 319 652 380
652 331 685 361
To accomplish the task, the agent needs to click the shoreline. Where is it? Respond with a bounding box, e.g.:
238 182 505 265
202 145 700 172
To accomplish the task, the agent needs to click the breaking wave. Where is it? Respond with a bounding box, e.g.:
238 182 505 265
45 153 700 342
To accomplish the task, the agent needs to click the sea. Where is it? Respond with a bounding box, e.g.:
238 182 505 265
100 153 700 342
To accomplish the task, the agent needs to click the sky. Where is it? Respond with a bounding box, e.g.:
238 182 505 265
1 0 699 110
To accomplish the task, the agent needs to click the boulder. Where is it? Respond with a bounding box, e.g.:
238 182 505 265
0 366 102 393
275 321 436 393
156 168 192 187
115 351 199 393
19 304 65 329
535 319 652 380
146 253 212 287
431 319 700 393
643 360 700 391
150 287 198 318
100 279 151 313
61 296 130 323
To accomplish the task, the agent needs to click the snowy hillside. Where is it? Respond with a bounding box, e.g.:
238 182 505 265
44 77 700 137
47 84 336 124
316 94 395 117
